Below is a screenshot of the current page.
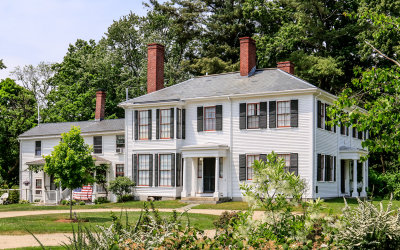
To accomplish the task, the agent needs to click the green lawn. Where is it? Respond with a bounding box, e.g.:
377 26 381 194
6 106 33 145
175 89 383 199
192 201 252 210
0 211 217 235
0 200 185 212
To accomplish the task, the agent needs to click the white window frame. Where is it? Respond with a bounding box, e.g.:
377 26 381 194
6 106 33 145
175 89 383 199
159 154 172 186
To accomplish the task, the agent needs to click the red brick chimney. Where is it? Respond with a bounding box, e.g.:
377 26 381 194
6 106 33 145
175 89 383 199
277 61 295 75
147 43 165 93
95 90 106 121
239 37 256 76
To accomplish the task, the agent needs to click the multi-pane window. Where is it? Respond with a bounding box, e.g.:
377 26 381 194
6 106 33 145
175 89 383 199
35 179 42 195
35 141 41 156
247 103 260 129
116 164 124 177
139 111 150 140
204 106 216 131
159 154 172 186
277 101 291 127
277 154 290 171
160 109 171 139
138 155 151 186
197 158 203 178
116 135 125 152
317 154 335 182
93 136 102 154
247 155 260 180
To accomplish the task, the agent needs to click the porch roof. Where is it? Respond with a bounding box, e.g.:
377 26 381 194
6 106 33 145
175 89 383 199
339 146 367 160
25 155 112 166
181 143 229 158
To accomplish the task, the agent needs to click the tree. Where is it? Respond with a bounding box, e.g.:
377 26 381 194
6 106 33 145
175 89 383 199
95 164 109 199
44 126 95 219
11 62 54 107
108 176 135 202
0 59 5 70
0 78 36 185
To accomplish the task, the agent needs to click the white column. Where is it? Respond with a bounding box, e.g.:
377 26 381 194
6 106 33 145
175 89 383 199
191 158 197 197
181 158 187 197
360 161 367 197
352 159 359 197
214 157 220 198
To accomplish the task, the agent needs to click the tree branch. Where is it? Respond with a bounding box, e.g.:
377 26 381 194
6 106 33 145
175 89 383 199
366 41 400 67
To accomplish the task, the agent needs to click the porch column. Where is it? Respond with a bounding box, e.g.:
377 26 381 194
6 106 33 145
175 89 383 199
191 158 197 197
214 157 220 198
181 158 188 197
352 159 358 197
360 161 367 197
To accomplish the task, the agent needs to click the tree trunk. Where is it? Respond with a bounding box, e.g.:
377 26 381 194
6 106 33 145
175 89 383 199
69 189 73 220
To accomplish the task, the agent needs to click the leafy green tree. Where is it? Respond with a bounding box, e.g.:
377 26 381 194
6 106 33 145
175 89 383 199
44 126 95 219
0 59 5 70
108 176 135 202
0 78 36 185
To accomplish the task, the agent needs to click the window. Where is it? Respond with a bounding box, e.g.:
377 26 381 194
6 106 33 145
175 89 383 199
93 136 102 154
204 106 216 131
277 101 291 127
318 101 325 129
247 103 260 129
116 164 124 177
138 155 151 186
139 111 150 140
340 123 349 136
197 158 203 178
35 141 41 156
219 157 223 178
317 154 336 182
247 155 260 180
277 154 291 172
35 179 42 195
116 135 125 152
160 109 171 139
159 154 172 186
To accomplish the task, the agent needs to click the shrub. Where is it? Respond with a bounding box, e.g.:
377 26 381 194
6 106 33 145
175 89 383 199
79 201 85 205
7 190 19 204
94 197 110 204
61 200 68 205
117 194 134 203
369 169 400 199
213 211 239 230
108 177 135 202
19 200 29 204
34 199 40 203
336 197 400 249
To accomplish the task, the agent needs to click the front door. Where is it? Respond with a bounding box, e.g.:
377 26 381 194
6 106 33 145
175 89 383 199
203 158 215 193
341 160 346 194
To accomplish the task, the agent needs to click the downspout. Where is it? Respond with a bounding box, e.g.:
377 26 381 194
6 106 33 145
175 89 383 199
228 96 233 200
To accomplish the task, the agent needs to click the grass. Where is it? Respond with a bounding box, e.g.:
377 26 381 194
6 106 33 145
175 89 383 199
192 201 252 210
0 200 185 212
11 247 66 250
0 211 217 235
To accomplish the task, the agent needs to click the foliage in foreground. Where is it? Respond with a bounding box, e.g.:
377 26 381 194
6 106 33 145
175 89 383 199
108 176 135 203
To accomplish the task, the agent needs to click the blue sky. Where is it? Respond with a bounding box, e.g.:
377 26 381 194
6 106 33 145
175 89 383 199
0 0 156 80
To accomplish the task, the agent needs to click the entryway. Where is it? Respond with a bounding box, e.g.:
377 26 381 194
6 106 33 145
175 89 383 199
203 158 215 193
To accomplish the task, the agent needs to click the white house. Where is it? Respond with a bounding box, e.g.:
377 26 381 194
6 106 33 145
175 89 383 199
19 92 125 203
19 37 368 204
118 38 368 202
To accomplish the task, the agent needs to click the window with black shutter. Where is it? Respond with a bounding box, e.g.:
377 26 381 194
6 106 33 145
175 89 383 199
197 106 203 132
239 103 246 129
290 100 298 127
216 105 223 131
317 154 324 181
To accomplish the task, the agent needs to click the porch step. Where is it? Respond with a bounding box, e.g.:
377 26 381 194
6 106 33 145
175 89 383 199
181 196 230 204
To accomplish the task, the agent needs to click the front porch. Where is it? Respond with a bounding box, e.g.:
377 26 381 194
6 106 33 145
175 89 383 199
23 155 113 204
180 143 230 203
339 146 368 198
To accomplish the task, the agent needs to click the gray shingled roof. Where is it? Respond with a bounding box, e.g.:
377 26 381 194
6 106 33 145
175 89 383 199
19 119 125 138
121 69 316 105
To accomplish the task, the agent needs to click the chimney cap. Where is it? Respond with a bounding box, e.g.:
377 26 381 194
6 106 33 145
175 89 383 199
239 37 255 43
96 89 106 93
277 61 295 66
147 43 165 48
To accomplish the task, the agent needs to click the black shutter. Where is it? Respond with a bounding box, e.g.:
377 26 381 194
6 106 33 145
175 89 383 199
259 102 267 129
182 109 186 139
149 154 153 186
325 104 331 131
269 101 276 128
134 111 138 140
334 156 337 182
352 127 357 138
317 101 322 129
176 108 181 139
340 123 345 135
197 106 203 132
325 155 330 181
148 110 152 140
290 153 298 175
346 126 349 136
133 154 138 185
154 154 159 187
170 108 174 138
239 103 246 129
216 105 223 131
317 154 321 181
176 153 181 186
358 130 363 140
290 100 298 127
156 109 160 139
260 154 267 163
239 154 246 181
171 153 176 187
